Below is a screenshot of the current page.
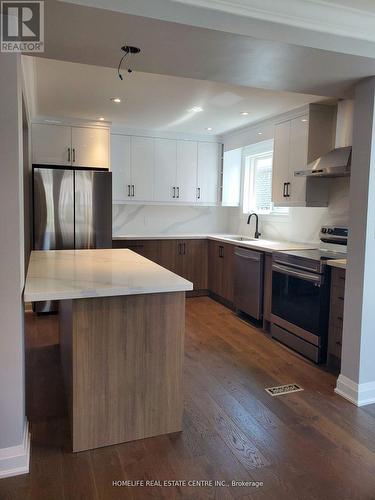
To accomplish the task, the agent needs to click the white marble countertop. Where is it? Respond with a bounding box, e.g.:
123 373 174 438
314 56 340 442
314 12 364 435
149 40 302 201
113 234 208 240
326 259 347 270
24 249 193 302
113 233 318 253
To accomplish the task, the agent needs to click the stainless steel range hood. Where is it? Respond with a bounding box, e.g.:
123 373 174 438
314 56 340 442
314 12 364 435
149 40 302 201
294 146 352 178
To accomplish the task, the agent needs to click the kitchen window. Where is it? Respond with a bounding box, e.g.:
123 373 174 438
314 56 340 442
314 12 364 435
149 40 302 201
242 141 288 216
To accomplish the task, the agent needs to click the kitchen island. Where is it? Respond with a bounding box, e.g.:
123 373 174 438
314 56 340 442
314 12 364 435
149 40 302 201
24 249 193 452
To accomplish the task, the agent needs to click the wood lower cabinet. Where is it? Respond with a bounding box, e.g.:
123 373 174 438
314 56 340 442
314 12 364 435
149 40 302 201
180 240 208 291
113 239 208 292
208 240 234 305
328 267 346 370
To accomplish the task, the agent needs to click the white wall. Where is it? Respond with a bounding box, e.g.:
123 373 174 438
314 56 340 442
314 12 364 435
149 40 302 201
113 204 232 236
336 77 375 406
0 53 29 477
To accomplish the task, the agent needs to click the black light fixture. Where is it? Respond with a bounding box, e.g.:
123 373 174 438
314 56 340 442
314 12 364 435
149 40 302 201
117 45 141 80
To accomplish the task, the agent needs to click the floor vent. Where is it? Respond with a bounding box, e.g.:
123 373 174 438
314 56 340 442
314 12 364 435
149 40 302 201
265 383 303 397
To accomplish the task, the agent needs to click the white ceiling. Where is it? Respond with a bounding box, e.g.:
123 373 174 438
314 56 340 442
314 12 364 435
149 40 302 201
31 57 324 135
34 0 375 100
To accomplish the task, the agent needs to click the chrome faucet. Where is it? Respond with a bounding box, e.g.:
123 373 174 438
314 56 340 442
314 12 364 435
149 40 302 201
247 213 261 239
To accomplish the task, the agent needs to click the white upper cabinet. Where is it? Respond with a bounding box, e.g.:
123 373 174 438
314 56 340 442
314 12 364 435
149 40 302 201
130 137 155 202
71 127 109 168
154 138 177 202
176 140 198 203
289 116 309 205
222 149 242 207
111 134 131 202
272 120 291 206
272 104 336 207
197 142 221 204
110 134 222 205
32 123 109 168
32 124 72 165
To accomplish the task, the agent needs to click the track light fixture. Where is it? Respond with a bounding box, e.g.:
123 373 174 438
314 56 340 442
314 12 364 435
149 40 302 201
117 45 141 81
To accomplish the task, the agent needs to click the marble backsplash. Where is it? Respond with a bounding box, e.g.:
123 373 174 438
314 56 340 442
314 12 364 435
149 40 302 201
112 178 350 243
229 177 350 243
113 204 232 236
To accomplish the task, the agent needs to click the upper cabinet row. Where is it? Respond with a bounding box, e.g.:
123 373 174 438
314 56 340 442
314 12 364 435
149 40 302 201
32 123 110 169
272 104 336 207
111 134 223 205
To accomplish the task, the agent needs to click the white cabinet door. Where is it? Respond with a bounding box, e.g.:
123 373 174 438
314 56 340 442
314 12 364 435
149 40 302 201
111 134 131 203
222 149 242 207
176 140 198 203
272 121 291 206
32 123 71 165
154 138 177 202
289 115 308 205
197 142 221 204
131 136 154 201
71 127 109 168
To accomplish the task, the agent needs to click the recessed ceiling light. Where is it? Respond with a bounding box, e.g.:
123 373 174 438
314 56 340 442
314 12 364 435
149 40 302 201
99 117 105 121
241 112 249 116
188 106 203 113
110 97 121 103
206 127 213 131
301 118 308 122
257 132 263 135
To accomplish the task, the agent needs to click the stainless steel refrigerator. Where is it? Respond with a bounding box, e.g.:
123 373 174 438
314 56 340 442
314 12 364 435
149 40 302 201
32 166 112 312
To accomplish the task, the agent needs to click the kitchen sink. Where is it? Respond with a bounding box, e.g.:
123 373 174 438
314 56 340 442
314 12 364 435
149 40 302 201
225 236 256 242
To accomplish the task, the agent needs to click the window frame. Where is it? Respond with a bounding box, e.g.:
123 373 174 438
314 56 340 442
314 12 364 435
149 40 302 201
241 140 289 218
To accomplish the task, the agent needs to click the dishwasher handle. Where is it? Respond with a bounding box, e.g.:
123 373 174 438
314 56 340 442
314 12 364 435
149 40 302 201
234 247 262 261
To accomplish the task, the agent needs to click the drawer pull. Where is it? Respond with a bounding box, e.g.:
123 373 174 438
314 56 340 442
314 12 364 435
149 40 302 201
337 316 343 322
338 296 344 301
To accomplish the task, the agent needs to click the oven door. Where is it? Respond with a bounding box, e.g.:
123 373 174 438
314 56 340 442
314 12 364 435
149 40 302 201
272 263 326 336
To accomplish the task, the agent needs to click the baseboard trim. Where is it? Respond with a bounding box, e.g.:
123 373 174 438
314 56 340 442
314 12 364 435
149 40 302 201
335 375 375 407
0 420 30 479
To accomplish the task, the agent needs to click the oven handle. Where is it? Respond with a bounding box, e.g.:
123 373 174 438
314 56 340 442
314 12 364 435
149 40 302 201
272 263 323 285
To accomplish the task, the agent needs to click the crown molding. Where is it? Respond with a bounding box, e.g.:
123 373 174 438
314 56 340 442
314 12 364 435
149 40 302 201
169 0 375 42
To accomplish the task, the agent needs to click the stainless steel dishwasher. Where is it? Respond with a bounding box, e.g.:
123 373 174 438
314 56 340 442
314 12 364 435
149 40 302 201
234 247 264 320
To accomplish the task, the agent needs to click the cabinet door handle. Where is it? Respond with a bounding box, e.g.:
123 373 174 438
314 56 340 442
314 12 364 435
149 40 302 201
219 246 224 258
172 187 176 199
178 243 182 255
338 296 344 301
127 185 131 197
68 147 71 163
177 186 180 199
197 187 201 199
72 148 76 163
283 183 287 198
183 243 186 255
286 182 291 198
131 185 135 197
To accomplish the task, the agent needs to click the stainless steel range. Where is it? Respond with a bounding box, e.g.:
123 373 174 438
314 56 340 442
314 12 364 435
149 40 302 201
271 226 348 363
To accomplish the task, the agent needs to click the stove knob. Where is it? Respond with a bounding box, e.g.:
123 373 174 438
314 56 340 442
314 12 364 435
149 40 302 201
321 228 327 234
327 228 333 234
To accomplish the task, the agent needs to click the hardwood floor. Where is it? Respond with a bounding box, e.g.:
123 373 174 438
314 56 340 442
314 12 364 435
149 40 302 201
1 297 375 499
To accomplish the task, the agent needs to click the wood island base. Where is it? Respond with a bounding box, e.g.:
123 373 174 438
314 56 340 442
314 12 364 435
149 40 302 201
59 292 185 452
